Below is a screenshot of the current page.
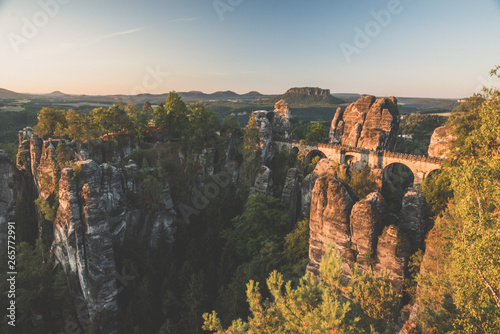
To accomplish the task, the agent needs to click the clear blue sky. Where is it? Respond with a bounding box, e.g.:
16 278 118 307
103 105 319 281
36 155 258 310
1 0 499 98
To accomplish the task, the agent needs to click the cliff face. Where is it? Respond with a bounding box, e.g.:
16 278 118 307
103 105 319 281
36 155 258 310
286 87 331 97
307 174 356 275
281 168 300 228
253 100 293 165
329 95 400 151
428 125 456 158
307 159 428 296
16 129 177 333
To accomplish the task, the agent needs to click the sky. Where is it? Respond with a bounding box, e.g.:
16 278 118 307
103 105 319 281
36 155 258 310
0 0 500 98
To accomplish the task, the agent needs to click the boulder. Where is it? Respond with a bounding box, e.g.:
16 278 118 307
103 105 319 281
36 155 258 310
428 125 456 158
357 96 399 150
329 95 400 151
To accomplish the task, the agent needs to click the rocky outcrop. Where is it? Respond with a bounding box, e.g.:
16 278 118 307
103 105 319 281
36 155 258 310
251 165 273 196
329 107 344 143
253 110 274 164
286 87 331 97
374 225 411 296
16 131 177 333
281 168 300 228
307 174 356 275
306 158 428 297
428 125 456 158
350 192 387 270
0 151 15 249
300 158 340 212
329 95 400 151
399 192 428 254
252 100 293 165
272 100 293 141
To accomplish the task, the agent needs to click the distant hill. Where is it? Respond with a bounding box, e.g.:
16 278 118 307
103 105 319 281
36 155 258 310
267 87 344 106
45 91 68 98
0 87 459 114
0 88 28 99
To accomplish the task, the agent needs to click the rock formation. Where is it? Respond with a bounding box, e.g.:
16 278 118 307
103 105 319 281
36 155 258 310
374 225 411 296
273 100 293 141
251 165 273 196
306 158 428 297
252 100 293 165
14 128 177 333
253 110 275 164
399 191 429 254
286 87 332 97
307 174 356 275
281 168 300 228
428 125 456 158
350 192 387 271
329 95 400 151
300 158 339 212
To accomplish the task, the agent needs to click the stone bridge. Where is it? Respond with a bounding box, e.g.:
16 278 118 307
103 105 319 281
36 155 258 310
275 140 443 185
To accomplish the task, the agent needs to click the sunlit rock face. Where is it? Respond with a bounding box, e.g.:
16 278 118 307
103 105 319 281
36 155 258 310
306 158 429 297
273 99 293 140
350 192 387 271
307 174 356 275
374 224 411 296
300 158 339 213
428 125 456 158
329 95 400 151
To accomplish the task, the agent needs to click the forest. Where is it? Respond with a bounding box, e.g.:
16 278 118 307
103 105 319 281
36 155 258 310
0 68 499 333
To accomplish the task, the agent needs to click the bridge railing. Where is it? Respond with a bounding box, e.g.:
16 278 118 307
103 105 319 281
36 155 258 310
281 140 444 165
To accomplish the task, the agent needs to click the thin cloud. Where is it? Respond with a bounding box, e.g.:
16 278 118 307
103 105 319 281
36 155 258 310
20 27 145 60
88 27 146 45
170 17 199 23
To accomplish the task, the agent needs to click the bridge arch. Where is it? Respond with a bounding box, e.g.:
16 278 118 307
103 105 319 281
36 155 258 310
304 149 326 167
383 162 415 189
381 163 415 212
279 140 443 183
